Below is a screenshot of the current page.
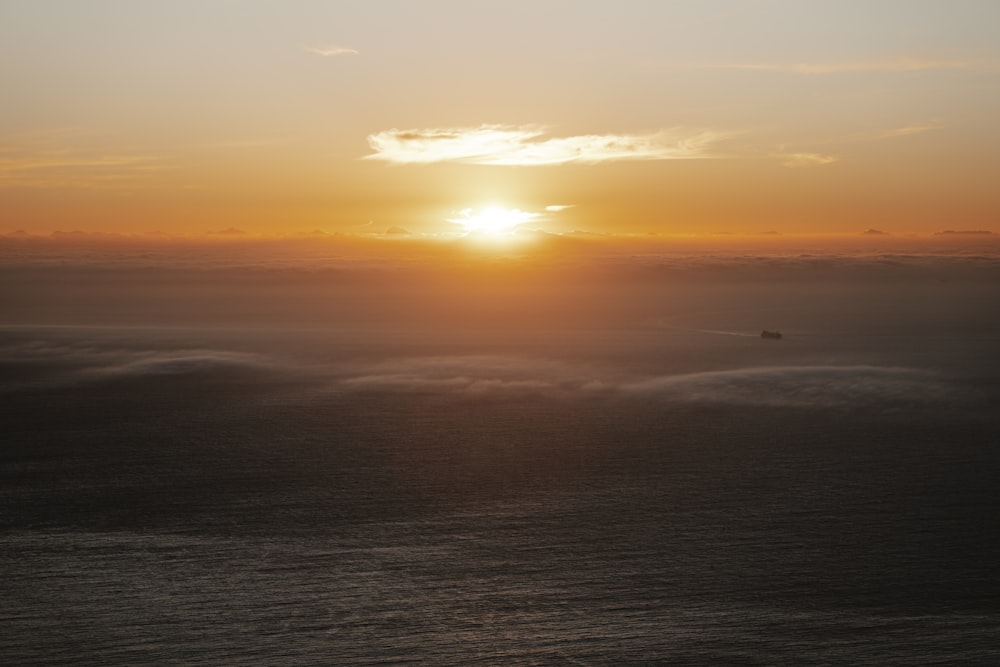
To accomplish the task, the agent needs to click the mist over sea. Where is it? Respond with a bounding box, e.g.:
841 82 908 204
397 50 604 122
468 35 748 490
2 238 999 665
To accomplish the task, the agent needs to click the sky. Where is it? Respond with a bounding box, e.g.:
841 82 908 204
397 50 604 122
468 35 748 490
1 0 999 237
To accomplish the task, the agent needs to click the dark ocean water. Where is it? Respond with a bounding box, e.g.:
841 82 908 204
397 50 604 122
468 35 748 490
3 292 1000 664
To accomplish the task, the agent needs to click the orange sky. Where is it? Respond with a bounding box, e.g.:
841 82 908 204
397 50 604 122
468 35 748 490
2 1 999 238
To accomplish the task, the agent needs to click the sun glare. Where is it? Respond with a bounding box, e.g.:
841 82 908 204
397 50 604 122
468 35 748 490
449 206 537 236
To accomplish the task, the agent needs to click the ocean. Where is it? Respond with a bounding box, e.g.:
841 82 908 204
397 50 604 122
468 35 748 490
2 244 999 664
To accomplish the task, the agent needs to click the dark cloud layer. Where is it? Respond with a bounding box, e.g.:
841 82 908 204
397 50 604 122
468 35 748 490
2 234 999 335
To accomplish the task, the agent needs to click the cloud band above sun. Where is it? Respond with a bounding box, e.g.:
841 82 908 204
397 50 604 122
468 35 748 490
364 125 725 166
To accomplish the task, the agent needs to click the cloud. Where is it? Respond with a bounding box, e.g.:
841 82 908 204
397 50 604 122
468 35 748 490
335 355 588 395
204 138 286 150
86 351 277 379
327 356 975 411
303 44 358 57
331 355 624 398
545 205 575 212
776 152 838 168
342 374 556 394
364 125 727 166
0 335 294 392
692 58 992 74
0 133 166 189
879 122 943 139
1 329 985 416
623 366 970 409
0 154 165 189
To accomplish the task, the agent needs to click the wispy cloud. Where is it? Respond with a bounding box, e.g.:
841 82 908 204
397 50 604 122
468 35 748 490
776 152 838 168
203 138 286 150
330 357 972 410
691 58 992 74
0 129 168 189
303 44 358 57
335 355 599 396
2 328 982 422
879 121 943 139
622 365 966 409
364 125 727 166
0 337 287 392
0 151 165 189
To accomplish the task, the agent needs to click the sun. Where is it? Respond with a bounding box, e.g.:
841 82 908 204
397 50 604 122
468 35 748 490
449 206 537 236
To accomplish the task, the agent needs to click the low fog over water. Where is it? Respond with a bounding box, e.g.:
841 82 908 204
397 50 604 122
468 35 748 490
2 236 999 664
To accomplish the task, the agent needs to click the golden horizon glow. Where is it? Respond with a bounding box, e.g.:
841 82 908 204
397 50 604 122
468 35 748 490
447 206 540 237
0 2 998 237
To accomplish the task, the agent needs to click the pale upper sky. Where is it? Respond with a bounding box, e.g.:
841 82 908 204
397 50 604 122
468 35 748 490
1 0 998 236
